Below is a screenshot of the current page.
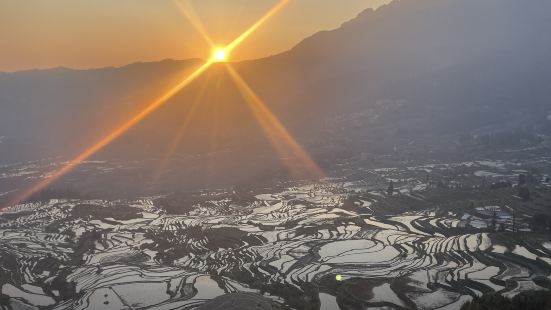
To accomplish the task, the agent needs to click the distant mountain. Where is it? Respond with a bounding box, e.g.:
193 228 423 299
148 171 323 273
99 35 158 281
1 0 551 194
248 0 551 146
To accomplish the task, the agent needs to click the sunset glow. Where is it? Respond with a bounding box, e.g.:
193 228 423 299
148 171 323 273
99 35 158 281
0 0 392 71
212 48 227 61
6 0 292 207
173 0 323 178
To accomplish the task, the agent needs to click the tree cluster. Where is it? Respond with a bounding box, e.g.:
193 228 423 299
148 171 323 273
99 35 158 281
461 290 551 310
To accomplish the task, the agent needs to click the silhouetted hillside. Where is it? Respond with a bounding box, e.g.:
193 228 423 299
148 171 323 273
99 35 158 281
1 0 551 194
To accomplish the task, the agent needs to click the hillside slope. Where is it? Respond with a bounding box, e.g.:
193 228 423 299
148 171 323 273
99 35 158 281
1 0 550 195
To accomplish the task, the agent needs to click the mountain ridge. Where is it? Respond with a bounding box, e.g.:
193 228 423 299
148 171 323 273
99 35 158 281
1 0 551 199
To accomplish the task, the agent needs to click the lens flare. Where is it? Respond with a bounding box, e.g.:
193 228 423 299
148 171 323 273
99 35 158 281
153 74 211 183
225 64 325 179
175 0 289 56
5 1 290 208
225 0 289 53
173 0 215 47
6 61 213 207
172 0 320 179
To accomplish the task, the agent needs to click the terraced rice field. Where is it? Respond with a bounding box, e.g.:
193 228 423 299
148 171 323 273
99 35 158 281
1 159 550 309
0 159 551 310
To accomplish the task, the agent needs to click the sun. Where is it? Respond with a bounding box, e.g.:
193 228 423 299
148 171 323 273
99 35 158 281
212 48 227 62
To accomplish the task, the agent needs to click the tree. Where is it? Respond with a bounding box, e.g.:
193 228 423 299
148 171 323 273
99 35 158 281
527 170 536 184
531 213 550 233
0 293 10 307
387 181 394 196
491 208 498 231
518 174 526 186
519 186 530 201
461 290 551 310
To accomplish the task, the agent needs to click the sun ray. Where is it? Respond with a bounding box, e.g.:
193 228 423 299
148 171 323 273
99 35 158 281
172 0 313 177
152 74 211 183
209 75 223 154
205 79 222 183
5 0 291 208
225 64 325 179
225 0 289 54
6 61 213 207
173 0 215 47
174 0 289 60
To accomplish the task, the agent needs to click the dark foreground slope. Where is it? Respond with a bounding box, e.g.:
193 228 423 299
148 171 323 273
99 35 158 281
461 290 551 310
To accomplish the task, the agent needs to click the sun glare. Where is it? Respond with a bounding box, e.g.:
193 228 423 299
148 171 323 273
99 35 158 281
213 48 227 61
5 0 292 208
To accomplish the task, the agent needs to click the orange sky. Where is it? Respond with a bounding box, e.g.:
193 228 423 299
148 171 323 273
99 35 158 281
0 0 390 72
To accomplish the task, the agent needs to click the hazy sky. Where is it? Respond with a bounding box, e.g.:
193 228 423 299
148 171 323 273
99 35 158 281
0 0 390 72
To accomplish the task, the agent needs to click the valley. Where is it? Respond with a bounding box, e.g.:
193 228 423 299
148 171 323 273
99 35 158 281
1 151 550 309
